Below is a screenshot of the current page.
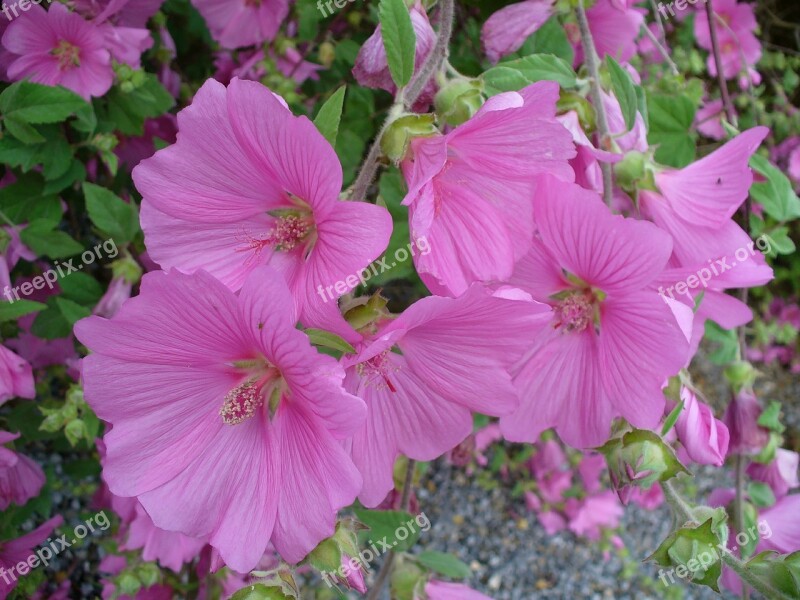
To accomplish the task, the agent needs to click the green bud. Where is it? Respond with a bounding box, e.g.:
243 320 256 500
613 151 646 192
724 361 757 393
599 429 689 503
135 563 160 588
64 419 88 447
557 91 596 133
434 79 484 127
390 556 426 600
120 81 135 93
648 519 724 592
118 572 141 596
380 114 439 163
307 537 341 573
111 255 144 285
318 42 336 68
344 292 389 332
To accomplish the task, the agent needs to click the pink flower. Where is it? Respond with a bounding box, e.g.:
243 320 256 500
71 0 165 28
537 510 567 535
133 78 392 337
422 580 494 600
353 3 436 99
573 0 644 65
565 490 623 541
343 285 550 506
191 0 289 49
500 176 689 447
0 344 35 406
481 0 555 63
694 0 761 80
94 277 134 318
0 516 63 598
578 453 606 493
122 502 208 572
75 267 366 571
696 99 726 140
2 3 113 100
674 387 730 466
747 448 800 500
627 482 664 510
0 431 45 510
401 82 575 296
723 388 770 455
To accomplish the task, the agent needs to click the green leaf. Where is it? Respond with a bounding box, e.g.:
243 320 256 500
757 401 786 433
304 328 356 354
103 74 175 136
415 551 471 579
661 400 685 436
307 537 342 573
43 160 87 195
82 182 140 245
59 272 104 307
3 116 46 144
313 86 347 148
606 56 638 131
230 584 291 600
0 299 47 322
0 174 61 224
31 297 91 339
0 81 89 124
750 155 800 222
748 481 776 508
483 54 577 94
704 321 739 365
647 93 697 167
518 17 574 64
20 221 84 259
353 509 423 553
764 227 796 256
379 0 417 88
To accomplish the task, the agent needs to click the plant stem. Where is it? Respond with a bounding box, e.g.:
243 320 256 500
641 24 679 75
365 459 417 600
661 480 792 599
405 0 455 110
734 454 750 600
350 0 455 202
575 0 614 207
705 0 738 127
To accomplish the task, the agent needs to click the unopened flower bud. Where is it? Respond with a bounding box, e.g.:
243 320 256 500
434 79 484 127
380 114 438 163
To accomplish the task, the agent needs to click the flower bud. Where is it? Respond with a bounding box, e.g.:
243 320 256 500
747 448 800 500
434 79 484 126
600 429 689 504
674 387 730 466
648 517 725 592
380 114 438 163
723 388 770 455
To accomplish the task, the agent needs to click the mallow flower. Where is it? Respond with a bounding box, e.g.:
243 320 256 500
747 448 800 500
133 78 391 337
401 81 575 297
353 2 436 103
342 285 550 506
674 387 730 466
481 0 555 63
75 267 366 571
0 516 63 598
1 3 114 99
0 431 45 510
501 175 690 447
0 344 35 406
191 0 289 49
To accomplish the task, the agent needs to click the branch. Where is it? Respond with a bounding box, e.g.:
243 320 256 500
365 459 417 600
405 0 455 110
575 0 614 207
641 24 679 75
661 480 793 600
705 0 738 127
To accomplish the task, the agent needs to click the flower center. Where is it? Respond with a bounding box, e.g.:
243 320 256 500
237 195 317 260
553 291 596 334
52 40 81 71
220 364 283 425
357 350 399 392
